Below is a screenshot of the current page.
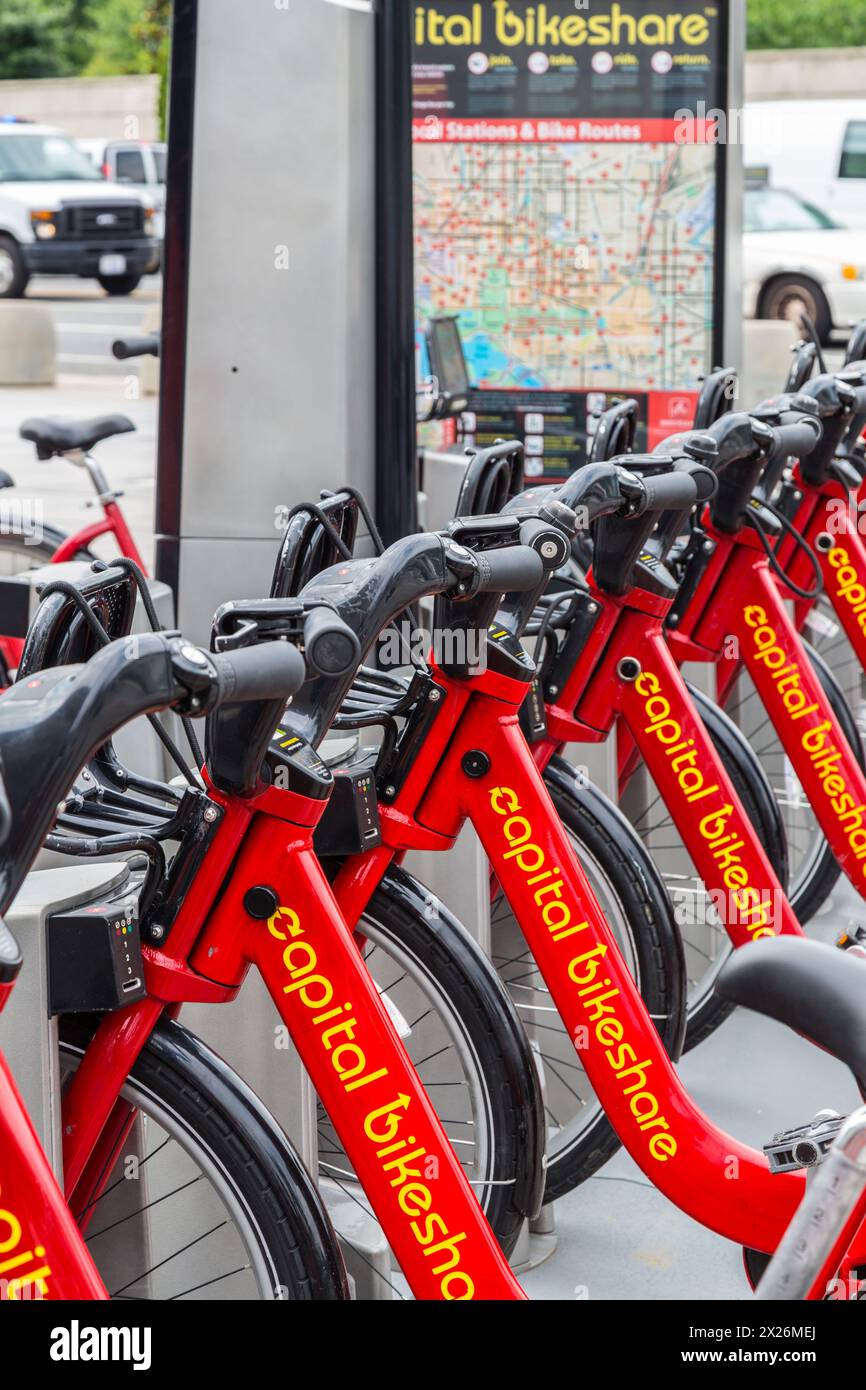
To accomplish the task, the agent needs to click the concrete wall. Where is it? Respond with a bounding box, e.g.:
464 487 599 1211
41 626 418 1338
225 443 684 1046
0 75 160 140
746 46 866 102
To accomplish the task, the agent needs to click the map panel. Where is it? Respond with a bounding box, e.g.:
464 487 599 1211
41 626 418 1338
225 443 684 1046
415 139 716 393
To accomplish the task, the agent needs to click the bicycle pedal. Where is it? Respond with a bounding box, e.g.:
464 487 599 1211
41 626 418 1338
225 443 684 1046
764 1110 845 1174
836 923 866 958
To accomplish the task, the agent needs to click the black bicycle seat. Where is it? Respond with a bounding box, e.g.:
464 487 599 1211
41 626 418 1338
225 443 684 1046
716 937 866 1090
19 414 136 461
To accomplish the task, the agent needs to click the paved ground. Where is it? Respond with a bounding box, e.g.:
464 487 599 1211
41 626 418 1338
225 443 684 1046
26 274 162 376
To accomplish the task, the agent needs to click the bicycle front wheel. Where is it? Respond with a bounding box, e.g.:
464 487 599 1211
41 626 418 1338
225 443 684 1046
60 1015 349 1301
0 526 93 574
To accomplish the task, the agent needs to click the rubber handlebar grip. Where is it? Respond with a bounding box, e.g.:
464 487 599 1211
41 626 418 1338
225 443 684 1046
112 334 160 360
302 607 361 678
211 640 307 705
769 416 823 461
639 471 700 512
475 545 544 594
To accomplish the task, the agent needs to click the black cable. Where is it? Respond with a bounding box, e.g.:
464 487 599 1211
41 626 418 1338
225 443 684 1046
34 576 197 785
750 502 823 602
98 556 205 774
323 485 386 557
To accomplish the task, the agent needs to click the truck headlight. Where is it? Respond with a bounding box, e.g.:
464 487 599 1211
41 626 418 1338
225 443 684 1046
144 207 155 236
31 211 57 239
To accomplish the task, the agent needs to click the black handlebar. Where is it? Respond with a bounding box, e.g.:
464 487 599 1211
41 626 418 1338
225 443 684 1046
475 545 544 595
845 321 866 368
210 641 308 706
717 937 866 1091
112 333 160 360
768 416 824 464
302 606 361 677
637 466 715 513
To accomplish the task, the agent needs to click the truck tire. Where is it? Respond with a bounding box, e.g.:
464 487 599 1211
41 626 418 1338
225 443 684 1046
0 236 30 298
98 273 142 296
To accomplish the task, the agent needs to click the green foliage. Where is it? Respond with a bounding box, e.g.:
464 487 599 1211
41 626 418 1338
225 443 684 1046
0 0 83 80
0 0 170 82
83 0 167 75
748 0 866 49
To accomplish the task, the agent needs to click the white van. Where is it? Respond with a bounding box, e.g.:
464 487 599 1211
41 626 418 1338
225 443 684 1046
77 138 166 246
744 100 866 231
0 119 158 297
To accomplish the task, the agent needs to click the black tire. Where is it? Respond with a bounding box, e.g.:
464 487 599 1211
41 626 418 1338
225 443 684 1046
60 1015 349 1300
0 525 95 575
318 869 545 1263
622 683 789 1053
0 235 30 298
98 273 143 296
492 761 686 1205
759 274 831 344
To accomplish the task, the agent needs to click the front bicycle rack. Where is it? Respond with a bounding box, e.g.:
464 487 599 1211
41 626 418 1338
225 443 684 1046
17 558 222 946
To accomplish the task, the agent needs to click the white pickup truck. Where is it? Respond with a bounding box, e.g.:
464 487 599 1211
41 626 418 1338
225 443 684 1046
0 119 159 298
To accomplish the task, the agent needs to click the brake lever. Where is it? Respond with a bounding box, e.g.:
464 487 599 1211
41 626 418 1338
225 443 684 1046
213 618 259 653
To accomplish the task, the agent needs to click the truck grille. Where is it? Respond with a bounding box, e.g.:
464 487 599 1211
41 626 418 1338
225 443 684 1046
63 203 144 237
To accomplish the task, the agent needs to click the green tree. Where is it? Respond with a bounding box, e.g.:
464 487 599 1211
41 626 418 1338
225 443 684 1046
748 0 866 49
84 0 160 75
0 0 80 80
82 0 171 133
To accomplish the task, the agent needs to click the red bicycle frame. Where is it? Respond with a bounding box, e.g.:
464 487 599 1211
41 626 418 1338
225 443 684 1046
0 982 106 1300
663 513 866 906
60 779 524 1301
53 499 146 574
770 468 866 673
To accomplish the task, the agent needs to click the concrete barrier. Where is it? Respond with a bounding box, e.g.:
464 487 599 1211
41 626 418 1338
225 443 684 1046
743 318 799 407
0 303 56 386
746 47 866 104
0 74 160 142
